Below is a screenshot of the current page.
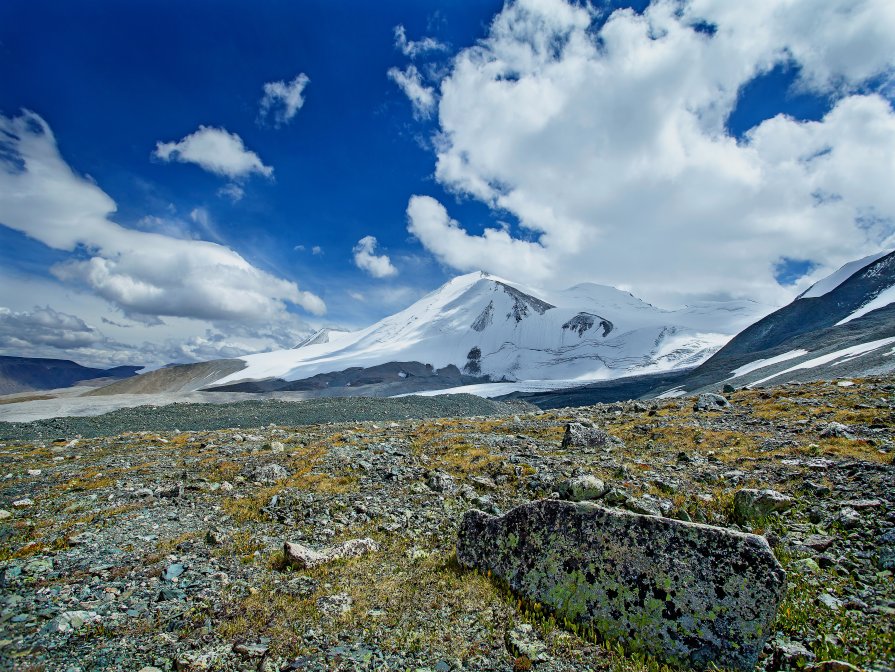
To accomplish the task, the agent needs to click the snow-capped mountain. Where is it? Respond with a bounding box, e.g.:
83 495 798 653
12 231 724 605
208 272 769 389
503 250 895 408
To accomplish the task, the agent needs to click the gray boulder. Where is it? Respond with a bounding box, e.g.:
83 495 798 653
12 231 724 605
253 463 289 484
733 488 794 523
820 422 853 439
457 499 785 672
694 393 730 411
557 475 607 502
284 537 379 570
561 423 622 450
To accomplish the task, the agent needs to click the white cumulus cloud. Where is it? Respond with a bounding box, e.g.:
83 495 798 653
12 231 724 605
0 111 325 325
259 73 310 127
388 65 436 119
353 235 398 278
154 125 273 179
405 0 895 306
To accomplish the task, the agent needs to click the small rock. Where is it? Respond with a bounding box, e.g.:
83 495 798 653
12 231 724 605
470 475 496 490
818 593 842 610
601 482 630 503
842 498 881 510
12 498 33 509
163 563 185 581
253 463 289 484
792 558 821 574
505 623 549 663
876 529 895 570
156 484 182 499
722 383 736 394
268 441 285 453
804 481 831 497
0 509 11 520
284 537 379 570
42 610 98 633
316 592 352 616
836 507 862 530
561 423 622 450
820 422 852 439
694 393 730 411
626 496 662 517
426 471 456 493
557 475 606 502
802 535 836 552
176 646 229 670
772 641 816 668
733 489 794 523
233 641 270 658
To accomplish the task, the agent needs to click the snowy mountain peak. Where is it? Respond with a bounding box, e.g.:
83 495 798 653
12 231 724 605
213 273 773 388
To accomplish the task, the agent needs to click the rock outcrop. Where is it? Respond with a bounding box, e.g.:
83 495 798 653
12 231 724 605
561 422 623 451
694 392 730 411
457 499 786 671
284 538 379 570
733 488 795 523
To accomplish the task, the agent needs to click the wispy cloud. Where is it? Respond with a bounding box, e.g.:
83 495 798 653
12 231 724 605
217 183 245 202
393 24 447 59
154 126 273 179
388 65 436 119
259 73 310 127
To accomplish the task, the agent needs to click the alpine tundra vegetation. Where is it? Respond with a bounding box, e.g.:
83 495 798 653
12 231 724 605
1 379 893 670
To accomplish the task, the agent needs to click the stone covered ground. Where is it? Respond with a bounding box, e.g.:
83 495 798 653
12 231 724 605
0 379 893 672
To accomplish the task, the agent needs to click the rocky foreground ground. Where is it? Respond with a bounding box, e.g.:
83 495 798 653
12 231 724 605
0 379 893 671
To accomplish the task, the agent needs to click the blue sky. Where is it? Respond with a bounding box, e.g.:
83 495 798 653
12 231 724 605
1 0 894 367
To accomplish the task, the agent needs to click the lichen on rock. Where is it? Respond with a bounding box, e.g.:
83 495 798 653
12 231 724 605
456 499 786 671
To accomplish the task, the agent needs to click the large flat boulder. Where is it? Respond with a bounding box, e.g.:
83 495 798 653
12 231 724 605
457 499 786 671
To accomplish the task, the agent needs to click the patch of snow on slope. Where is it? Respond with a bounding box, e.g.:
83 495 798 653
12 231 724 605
395 379 590 398
835 284 895 325
798 252 888 299
657 387 686 399
728 350 809 379
747 338 895 387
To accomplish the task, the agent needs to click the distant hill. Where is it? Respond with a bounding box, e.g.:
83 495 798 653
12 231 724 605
0 356 142 395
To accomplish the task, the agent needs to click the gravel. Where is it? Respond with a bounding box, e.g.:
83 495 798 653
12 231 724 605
0 394 533 441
